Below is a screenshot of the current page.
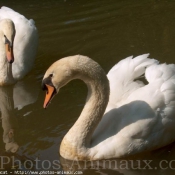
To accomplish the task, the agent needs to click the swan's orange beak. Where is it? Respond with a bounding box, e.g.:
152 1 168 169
43 84 56 108
5 43 14 64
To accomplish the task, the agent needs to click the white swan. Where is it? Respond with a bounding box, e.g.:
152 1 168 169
42 54 175 160
0 6 38 85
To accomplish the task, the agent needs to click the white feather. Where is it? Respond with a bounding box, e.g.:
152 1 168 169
0 6 38 81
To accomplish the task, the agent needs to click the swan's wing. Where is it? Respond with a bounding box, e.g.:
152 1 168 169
0 6 36 27
108 54 157 78
145 63 175 117
107 54 175 121
124 62 175 117
0 6 38 80
0 6 25 19
92 61 175 159
106 54 158 111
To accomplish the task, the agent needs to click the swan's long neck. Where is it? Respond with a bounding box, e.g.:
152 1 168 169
0 31 14 85
60 56 110 160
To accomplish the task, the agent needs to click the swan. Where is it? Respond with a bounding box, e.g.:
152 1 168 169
0 6 38 85
42 54 175 160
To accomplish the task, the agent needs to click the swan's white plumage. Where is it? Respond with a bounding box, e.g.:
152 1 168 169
43 54 175 160
106 54 159 111
93 54 175 159
0 6 38 82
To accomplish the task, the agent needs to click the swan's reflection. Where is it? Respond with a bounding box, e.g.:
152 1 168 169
0 86 19 153
13 81 38 110
0 80 38 154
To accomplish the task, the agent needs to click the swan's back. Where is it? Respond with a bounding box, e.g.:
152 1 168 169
0 6 38 80
92 54 175 158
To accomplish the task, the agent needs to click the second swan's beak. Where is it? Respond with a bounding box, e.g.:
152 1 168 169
43 84 56 109
5 43 14 64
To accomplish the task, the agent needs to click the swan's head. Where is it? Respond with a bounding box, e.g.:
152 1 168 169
42 55 80 108
0 19 15 64
42 55 108 108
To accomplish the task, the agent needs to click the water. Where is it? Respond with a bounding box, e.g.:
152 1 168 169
0 0 175 174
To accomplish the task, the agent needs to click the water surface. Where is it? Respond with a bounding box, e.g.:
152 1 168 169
0 0 175 174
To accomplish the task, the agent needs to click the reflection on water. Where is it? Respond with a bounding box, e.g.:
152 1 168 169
0 80 39 170
0 0 175 174
0 86 19 153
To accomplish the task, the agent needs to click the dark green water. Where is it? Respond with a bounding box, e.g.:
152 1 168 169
0 0 175 174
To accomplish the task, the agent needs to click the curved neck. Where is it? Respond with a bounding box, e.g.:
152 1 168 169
60 58 109 160
0 31 14 85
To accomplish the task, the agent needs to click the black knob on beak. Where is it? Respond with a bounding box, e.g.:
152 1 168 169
42 76 54 91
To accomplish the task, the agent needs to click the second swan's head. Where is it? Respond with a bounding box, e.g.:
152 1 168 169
0 19 15 64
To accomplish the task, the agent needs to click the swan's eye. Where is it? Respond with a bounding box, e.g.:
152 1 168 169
4 35 10 45
49 74 53 78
